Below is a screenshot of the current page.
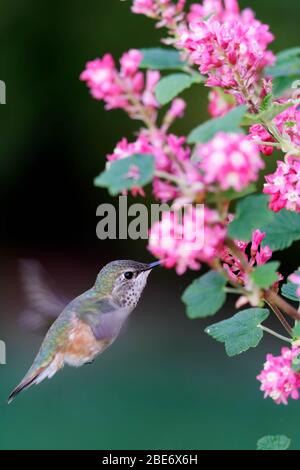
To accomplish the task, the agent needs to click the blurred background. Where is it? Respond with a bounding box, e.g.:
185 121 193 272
1 0 300 450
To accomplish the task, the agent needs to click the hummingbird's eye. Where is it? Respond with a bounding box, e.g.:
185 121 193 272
124 271 134 280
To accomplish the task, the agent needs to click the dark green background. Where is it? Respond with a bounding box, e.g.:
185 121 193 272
1 0 300 450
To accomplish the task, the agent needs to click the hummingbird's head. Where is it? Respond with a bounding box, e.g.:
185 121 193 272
95 260 161 308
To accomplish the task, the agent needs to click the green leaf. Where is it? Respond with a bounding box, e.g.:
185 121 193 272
256 91 298 122
282 282 299 302
155 73 202 105
187 105 247 144
260 93 273 112
94 154 154 196
292 349 300 369
259 100 296 122
273 76 298 97
267 60 300 78
182 271 227 319
140 48 185 70
285 120 297 128
277 47 300 62
229 203 300 250
205 308 270 357
293 322 300 339
262 210 300 251
250 262 280 289
241 112 260 126
257 435 291 451
228 195 274 241
266 47 300 78
282 269 300 302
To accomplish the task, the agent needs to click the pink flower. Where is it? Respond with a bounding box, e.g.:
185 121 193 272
187 1 223 22
152 178 179 202
289 272 300 298
208 89 235 117
80 54 122 105
257 347 300 405
120 49 143 76
177 2 274 102
148 207 227 274
249 124 274 156
221 229 274 287
168 98 186 119
142 71 161 108
126 165 141 181
132 0 156 17
80 50 161 118
162 98 187 131
251 229 265 254
107 135 152 162
196 132 264 191
108 132 189 170
132 0 186 29
187 0 241 23
264 156 300 213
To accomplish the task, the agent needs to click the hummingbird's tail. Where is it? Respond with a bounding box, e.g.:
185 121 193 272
8 372 42 404
8 354 64 404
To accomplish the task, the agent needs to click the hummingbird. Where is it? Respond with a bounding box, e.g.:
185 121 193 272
8 259 161 404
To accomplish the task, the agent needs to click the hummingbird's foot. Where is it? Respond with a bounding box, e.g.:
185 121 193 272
85 361 94 365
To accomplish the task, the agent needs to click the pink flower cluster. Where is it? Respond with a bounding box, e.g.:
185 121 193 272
264 156 300 213
132 0 157 16
187 0 240 22
80 49 160 118
221 230 273 286
250 101 300 156
289 271 300 298
148 207 226 274
195 132 264 191
108 131 203 202
177 0 274 102
132 0 186 29
107 134 151 163
257 347 300 405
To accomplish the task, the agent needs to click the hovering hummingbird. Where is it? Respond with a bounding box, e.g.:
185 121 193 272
8 259 161 403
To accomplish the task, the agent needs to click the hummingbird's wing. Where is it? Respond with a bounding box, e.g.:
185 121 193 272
19 260 68 333
77 298 126 341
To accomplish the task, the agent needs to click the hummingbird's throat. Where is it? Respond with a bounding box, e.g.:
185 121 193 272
114 270 151 309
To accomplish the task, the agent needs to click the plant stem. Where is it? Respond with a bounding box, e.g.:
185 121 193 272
265 289 300 322
154 170 183 186
128 93 156 131
264 297 293 336
233 69 259 113
258 325 293 344
224 287 245 295
253 140 281 148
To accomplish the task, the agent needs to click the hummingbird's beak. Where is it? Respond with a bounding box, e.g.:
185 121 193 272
146 260 162 271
